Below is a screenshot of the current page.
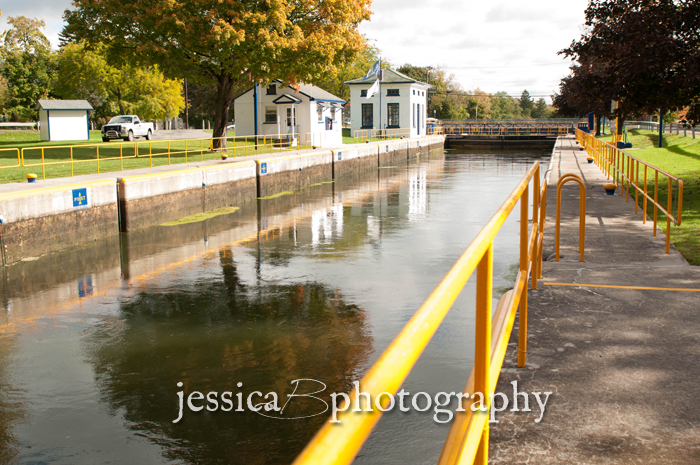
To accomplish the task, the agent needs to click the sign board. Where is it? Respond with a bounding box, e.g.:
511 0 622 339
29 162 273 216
337 152 342 161
72 188 88 207
260 162 268 175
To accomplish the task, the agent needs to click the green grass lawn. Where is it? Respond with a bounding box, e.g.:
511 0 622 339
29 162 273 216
598 129 700 265
0 129 304 183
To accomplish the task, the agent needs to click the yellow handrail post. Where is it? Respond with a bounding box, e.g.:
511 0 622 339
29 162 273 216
168 141 171 165
120 143 124 171
643 165 648 224
531 168 540 289
474 244 493 465
96 145 100 173
149 142 153 167
518 183 529 367
41 148 45 180
667 176 672 254
653 171 659 236
70 147 74 177
634 159 639 214
555 174 586 262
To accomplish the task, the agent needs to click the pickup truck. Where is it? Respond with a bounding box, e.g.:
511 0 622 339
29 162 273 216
101 115 154 142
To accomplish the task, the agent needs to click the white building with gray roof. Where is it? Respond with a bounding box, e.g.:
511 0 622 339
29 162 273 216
233 80 344 148
37 100 93 142
345 69 430 138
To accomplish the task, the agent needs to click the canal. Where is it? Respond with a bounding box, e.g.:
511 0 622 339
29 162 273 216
0 146 550 464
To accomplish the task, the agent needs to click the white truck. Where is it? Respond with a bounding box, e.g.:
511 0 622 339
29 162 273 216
101 115 155 142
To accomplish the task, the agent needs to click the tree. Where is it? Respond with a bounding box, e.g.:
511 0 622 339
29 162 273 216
63 0 372 146
0 15 55 121
531 98 551 119
54 43 185 124
490 91 524 119
316 46 386 102
560 0 700 139
519 90 534 116
397 64 469 119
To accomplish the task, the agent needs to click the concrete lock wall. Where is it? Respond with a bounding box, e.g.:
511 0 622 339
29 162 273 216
256 150 333 198
0 136 445 262
332 144 380 179
0 179 118 265
118 161 257 232
378 140 409 167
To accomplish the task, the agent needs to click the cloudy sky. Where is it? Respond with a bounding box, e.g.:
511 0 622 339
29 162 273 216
1 0 589 102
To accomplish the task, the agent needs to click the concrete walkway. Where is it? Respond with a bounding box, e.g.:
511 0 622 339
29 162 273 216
492 136 700 464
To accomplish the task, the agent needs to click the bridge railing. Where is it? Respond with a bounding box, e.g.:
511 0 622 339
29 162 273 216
293 155 553 465
444 126 568 136
576 128 683 253
0 134 304 181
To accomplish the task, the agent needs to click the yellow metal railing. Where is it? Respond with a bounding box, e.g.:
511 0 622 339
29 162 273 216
444 126 568 136
9 134 302 180
428 125 444 135
0 148 21 170
293 158 551 465
577 128 684 253
555 174 586 262
352 128 412 141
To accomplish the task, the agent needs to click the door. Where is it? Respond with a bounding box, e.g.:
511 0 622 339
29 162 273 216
285 106 298 138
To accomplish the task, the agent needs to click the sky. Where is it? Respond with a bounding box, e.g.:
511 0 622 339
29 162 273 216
0 0 590 103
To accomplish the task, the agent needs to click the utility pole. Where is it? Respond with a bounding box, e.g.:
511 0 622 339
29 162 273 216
426 66 433 119
184 79 189 130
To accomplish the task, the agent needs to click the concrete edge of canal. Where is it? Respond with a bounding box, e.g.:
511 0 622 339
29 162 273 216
0 136 445 264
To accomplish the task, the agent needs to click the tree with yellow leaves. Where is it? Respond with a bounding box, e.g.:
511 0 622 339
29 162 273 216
62 0 372 145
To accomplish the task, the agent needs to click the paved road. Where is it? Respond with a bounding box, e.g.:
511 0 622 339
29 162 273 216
150 129 212 140
491 136 700 464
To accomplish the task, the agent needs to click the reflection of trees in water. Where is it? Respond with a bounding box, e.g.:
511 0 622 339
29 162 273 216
0 338 26 464
83 247 373 465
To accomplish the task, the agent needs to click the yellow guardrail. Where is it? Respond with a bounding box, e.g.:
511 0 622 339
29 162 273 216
444 126 568 136
5 134 302 180
555 174 586 262
293 155 553 465
0 148 21 170
428 126 444 135
352 128 411 141
576 128 683 254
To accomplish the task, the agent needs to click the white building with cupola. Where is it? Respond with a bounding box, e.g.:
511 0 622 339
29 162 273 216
345 69 430 138
232 80 344 148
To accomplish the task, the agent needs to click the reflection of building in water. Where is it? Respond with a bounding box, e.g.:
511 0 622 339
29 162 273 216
408 167 428 221
311 204 344 247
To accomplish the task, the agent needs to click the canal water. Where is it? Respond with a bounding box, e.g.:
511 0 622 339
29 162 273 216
0 146 550 464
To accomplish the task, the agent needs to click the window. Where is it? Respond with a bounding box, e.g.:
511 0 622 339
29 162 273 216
387 89 399 96
413 89 416 95
317 104 324 122
412 103 416 128
361 89 367 97
265 106 277 123
362 103 373 128
422 91 425 96
387 103 399 127
266 84 277 95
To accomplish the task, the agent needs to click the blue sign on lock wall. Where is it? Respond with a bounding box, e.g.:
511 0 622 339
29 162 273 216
337 152 342 161
72 188 88 207
260 162 268 174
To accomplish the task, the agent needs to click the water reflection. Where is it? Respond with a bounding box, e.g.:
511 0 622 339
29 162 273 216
0 148 551 464
85 248 372 464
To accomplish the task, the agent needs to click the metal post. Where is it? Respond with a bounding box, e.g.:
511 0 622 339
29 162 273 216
658 107 664 148
474 244 492 465
184 78 189 130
